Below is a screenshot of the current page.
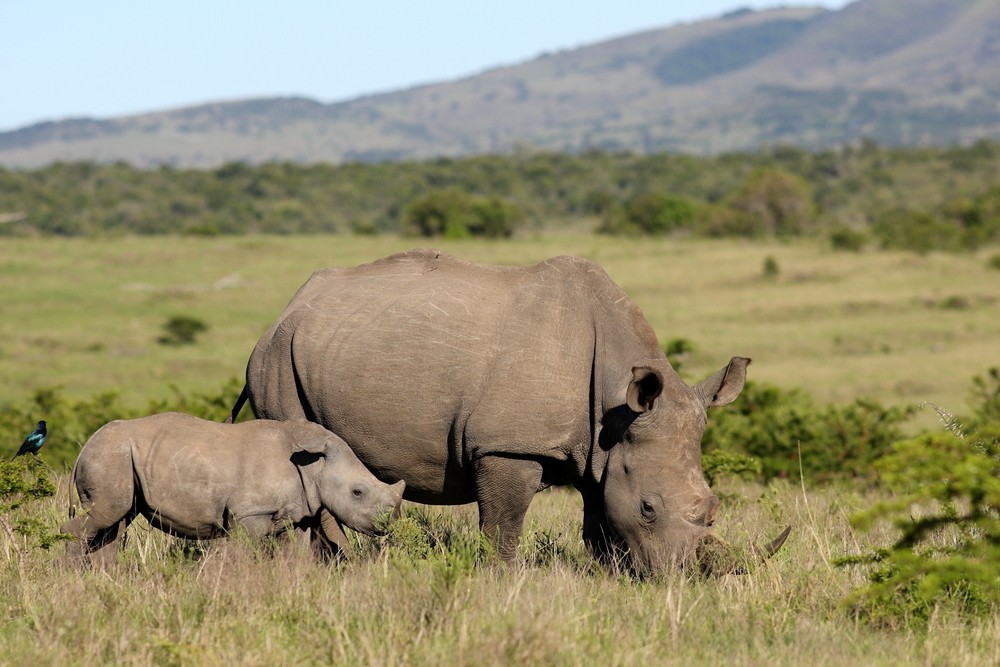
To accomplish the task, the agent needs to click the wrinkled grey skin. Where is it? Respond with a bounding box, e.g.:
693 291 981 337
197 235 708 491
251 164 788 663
61 413 404 566
231 249 787 573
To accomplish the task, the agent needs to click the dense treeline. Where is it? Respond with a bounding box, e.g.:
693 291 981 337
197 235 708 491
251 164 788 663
1 140 999 249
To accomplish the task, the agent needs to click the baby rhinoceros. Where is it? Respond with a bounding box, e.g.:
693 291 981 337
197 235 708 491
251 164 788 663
61 412 404 566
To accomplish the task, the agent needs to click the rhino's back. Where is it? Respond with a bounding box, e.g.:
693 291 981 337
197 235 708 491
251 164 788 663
132 414 295 490
95 414 297 534
288 250 604 412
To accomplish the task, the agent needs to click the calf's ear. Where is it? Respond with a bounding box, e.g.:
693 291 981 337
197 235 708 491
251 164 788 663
292 436 328 456
696 357 750 408
287 421 340 457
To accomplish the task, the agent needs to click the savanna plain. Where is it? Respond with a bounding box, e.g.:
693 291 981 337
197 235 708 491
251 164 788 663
1 234 999 665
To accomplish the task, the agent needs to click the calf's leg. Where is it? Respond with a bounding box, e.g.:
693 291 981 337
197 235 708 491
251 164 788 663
61 505 134 567
62 476 137 567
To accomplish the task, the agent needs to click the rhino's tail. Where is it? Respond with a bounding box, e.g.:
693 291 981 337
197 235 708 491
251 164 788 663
225 384 249 424
67 456 80 519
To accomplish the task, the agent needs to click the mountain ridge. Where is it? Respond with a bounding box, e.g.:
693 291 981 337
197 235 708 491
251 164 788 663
2 0 998 168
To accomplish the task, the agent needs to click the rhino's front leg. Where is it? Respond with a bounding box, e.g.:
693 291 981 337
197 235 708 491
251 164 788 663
473 455 544 561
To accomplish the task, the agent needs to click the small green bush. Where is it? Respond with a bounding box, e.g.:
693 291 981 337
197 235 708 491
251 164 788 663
948 186 1000 249
762 256 780 280
599 192 698 235
703 381 914 482
938 295 970 311
159 315 209 345
0 456 69 551
467 196 525 238
379 515 433 560
837 425 1000 628
358 505 493 568
348 219 380 236
872 208 962 254
402 189 471 238
702 450 762 487
403 189 523 239
829 225 867 252
182 223 221 237
838 374 1000 628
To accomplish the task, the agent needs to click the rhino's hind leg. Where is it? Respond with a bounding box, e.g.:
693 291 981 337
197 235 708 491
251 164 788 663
474 456 544 561
60 516 89 559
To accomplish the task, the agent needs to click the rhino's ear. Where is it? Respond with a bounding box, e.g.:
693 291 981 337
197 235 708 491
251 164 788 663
288 422 340 457
293 438 327 456
627 366 664 413
696 357 750 408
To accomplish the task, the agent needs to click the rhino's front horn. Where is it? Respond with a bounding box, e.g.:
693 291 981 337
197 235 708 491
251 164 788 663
698 525 792 576
756 525 792 560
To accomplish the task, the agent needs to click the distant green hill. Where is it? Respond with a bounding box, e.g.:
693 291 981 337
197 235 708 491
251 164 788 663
2 0 998 168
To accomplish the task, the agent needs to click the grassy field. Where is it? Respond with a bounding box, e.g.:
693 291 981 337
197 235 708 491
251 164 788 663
2 479 998 665
2 234 998 431
2 234 999 664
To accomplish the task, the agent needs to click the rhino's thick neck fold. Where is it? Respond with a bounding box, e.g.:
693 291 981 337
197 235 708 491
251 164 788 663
582 280 669 489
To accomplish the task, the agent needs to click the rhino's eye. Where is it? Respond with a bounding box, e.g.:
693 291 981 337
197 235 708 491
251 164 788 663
640 499 656 522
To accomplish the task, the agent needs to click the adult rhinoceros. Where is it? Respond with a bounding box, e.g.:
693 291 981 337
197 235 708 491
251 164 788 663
228 249 788 573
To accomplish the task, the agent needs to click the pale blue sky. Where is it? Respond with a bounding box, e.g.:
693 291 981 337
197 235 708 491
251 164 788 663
1 1 851 132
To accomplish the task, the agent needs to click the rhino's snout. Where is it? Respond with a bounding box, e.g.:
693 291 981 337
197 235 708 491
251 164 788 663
365 479 406 536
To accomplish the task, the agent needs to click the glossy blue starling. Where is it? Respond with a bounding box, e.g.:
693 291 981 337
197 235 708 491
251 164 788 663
11 420 47 460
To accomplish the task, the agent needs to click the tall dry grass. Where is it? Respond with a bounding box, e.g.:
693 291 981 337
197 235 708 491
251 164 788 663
2 235 999 663
2 475 997 666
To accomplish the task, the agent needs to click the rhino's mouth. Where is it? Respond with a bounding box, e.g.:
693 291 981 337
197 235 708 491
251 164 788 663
627 525 792 576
